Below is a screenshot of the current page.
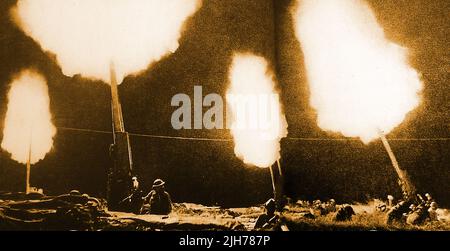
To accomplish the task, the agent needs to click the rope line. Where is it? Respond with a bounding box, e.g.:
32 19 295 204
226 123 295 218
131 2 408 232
57 126 450 142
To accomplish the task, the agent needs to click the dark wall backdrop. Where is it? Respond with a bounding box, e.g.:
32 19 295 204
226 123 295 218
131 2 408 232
275 0 449 205
0 0 448 207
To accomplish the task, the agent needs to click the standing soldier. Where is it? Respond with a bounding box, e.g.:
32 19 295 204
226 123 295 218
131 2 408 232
132 176 139 191
119 176 144 214
129 176 144 214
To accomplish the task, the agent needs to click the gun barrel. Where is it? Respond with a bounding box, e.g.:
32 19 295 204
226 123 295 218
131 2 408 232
110 62 124 133
378 131 415 198
108 63 133 211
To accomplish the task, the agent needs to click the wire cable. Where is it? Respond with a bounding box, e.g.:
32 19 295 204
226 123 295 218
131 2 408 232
57 126 450 142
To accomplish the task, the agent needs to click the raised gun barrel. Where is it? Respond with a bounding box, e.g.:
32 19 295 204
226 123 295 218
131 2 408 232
107 63 133 211
379 131 416 200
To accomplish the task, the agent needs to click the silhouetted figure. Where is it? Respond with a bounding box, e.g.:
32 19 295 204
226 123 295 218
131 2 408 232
386 201 410 224
424 193 434 207
142 179 172 215
406 204 429 225
129 177 144 214
119 176 144 214
428 202 438 221
254 199 279 230
387 195 394 208
405 193 437 225
334 204 355 221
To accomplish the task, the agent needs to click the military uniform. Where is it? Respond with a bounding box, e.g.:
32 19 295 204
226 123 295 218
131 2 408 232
144 190 172 215
129 189 144 214
334 205 355 221
142 179 172 215
253 199 280 230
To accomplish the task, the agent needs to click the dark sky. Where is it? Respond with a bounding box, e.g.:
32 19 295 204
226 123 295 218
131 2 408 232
0 0 448 207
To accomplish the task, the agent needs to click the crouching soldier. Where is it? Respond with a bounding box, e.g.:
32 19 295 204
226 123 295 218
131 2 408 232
141 179 172 215
386 201 410 225
254 199 280 230
428 202 438 221
334 204 355 221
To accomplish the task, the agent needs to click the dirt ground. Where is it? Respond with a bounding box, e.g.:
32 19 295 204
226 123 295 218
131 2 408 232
0 192 448 231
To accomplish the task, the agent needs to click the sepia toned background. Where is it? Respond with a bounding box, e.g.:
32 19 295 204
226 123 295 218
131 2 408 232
0 0 448 207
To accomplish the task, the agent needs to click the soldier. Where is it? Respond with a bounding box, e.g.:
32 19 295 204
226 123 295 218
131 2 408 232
428 202 438 221
254 198 279 230
311 199 327 216
326 199 337 213
132 176 139 190
129 177 144 214
386 200 411 225
406 204 429 225
119 176 144 214
142 179 172 215
387 195 394 208
416 194 425 205
334 204 355 221
424 193 434 207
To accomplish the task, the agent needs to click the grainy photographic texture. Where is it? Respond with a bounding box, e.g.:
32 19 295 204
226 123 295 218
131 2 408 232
0 0 448 232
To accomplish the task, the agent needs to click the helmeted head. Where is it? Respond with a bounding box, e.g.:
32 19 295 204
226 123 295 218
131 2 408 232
69 190 81 196
430 202 438 209
425 193 432 200
153 178 165 191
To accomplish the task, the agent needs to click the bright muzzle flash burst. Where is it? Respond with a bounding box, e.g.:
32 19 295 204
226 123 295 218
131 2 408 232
227 53 288 168
1 70 56 165
293 0 422 144
12 0 202 83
